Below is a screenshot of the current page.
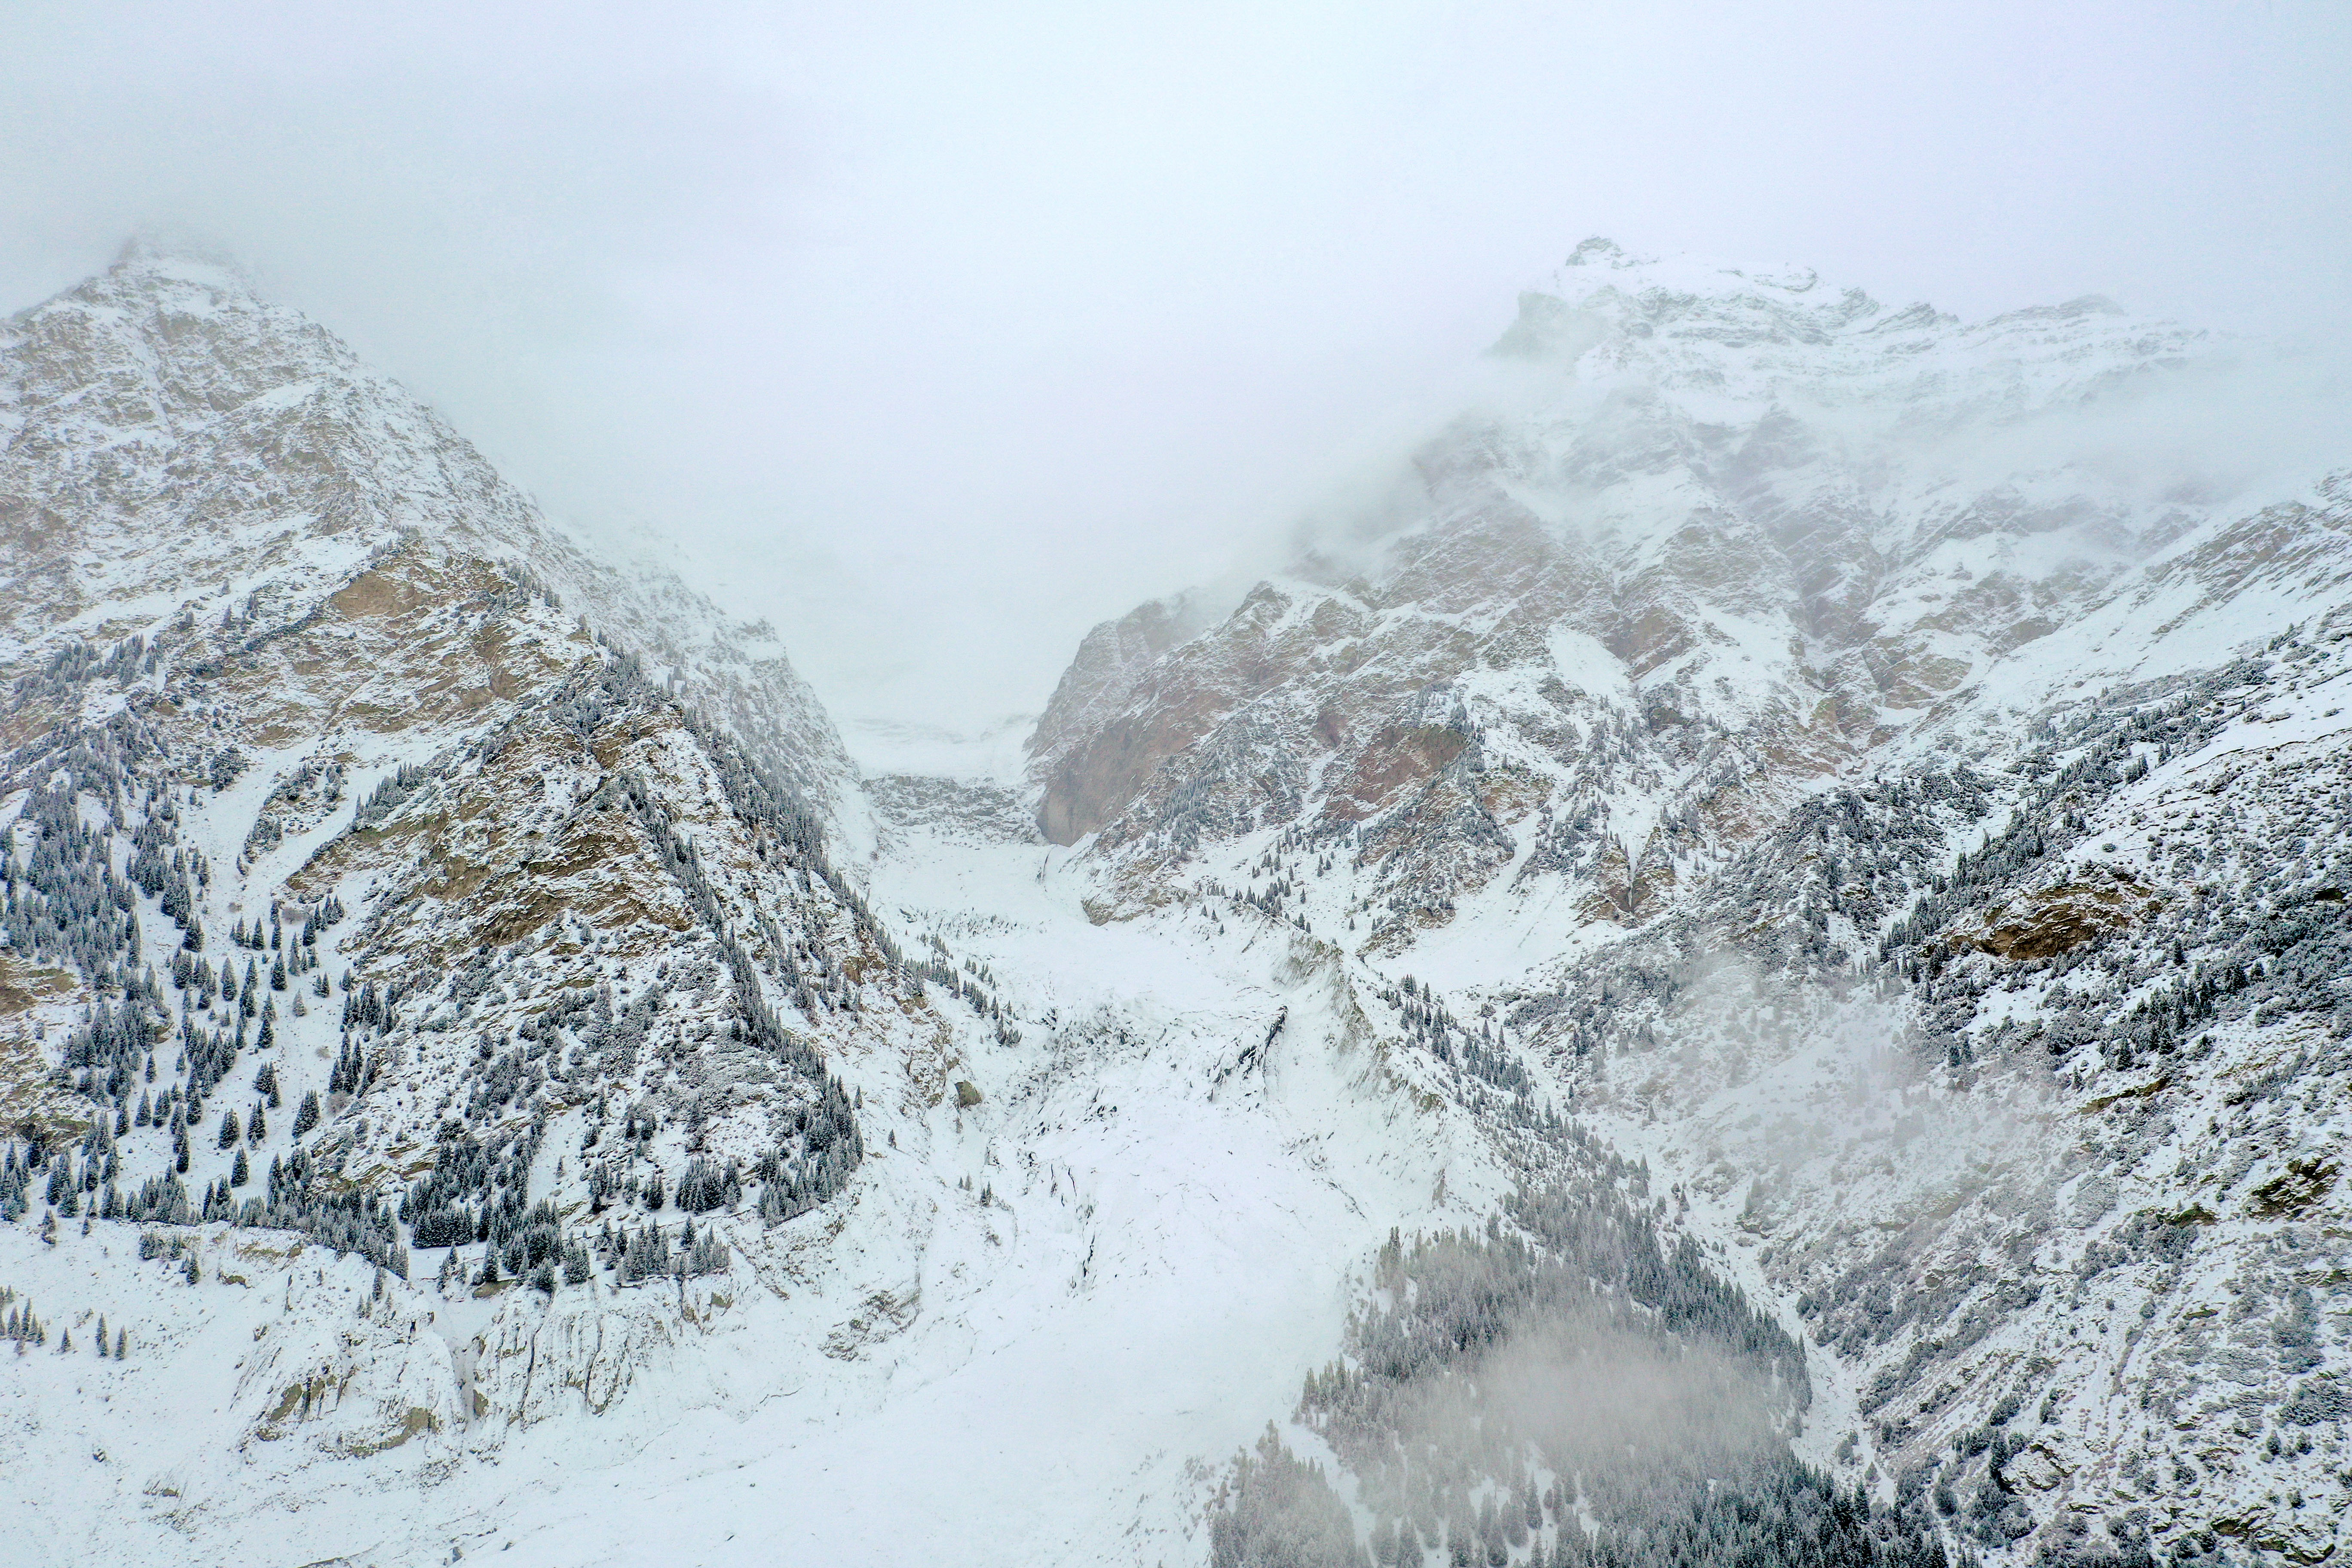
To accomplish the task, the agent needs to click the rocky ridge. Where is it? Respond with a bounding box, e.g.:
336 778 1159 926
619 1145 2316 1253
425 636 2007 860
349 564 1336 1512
0 242 857 819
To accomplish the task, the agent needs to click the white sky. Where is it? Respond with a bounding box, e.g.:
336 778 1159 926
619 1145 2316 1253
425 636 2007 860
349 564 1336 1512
3 2 2347 742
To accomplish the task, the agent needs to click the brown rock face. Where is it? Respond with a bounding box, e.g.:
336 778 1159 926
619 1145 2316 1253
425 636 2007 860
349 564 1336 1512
1327 724 1467 822
1956 881 2157 961
1026 592 1216 779
1034 583 1374 844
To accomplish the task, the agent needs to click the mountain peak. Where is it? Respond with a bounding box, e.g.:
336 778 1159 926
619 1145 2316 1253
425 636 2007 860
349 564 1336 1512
1561 235 1644 270
1481 238 1895 367
0 246 858 823
102 233 257 296
1550 236 1830 301
1484 239 2205 418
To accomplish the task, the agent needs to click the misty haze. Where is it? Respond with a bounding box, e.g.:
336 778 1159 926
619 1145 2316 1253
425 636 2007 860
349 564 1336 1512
1 7 2349 1568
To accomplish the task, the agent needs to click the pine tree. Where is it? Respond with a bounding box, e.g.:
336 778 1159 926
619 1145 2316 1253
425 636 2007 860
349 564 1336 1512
231 1147 249 1186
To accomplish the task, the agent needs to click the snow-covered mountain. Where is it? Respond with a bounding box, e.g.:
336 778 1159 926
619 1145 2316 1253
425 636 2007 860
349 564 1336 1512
1 241 2348 1568
0 242 858 819
1009 241 2352 1568
1030 240 2335 935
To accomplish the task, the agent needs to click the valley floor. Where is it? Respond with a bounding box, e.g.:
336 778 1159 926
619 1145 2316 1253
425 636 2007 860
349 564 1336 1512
0 832 1485 1568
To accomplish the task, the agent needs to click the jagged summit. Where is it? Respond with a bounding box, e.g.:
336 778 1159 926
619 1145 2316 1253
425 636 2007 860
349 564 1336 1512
1560 235 1640 269
1554 233 1828 296
1492 235 1877 361
1493 237 2179 419
109 231 250 273
23 236 269 316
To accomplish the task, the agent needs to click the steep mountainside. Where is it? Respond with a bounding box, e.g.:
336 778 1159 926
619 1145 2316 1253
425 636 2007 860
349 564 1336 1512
1497 604 2352 1567
0 250 1011 1563
1015 244 2352 1567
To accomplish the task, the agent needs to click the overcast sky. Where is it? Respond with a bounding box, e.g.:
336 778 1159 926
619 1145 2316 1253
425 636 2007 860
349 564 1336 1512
3 2 2346 746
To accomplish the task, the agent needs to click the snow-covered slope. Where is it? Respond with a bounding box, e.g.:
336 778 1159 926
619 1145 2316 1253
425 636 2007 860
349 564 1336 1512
1490 603 2352 1565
